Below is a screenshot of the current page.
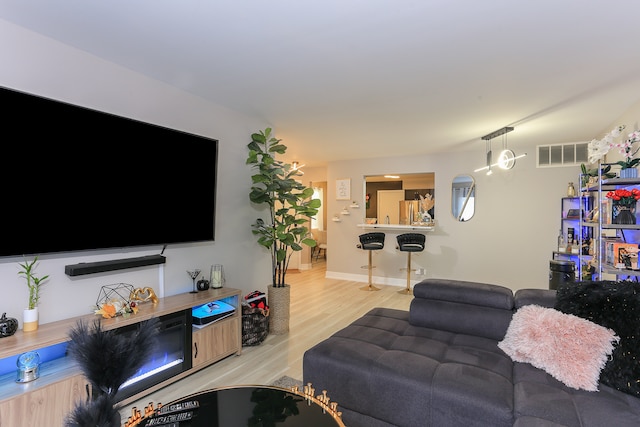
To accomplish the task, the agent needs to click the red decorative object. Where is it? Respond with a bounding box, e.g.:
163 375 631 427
606 188 640 204
244 291 268 310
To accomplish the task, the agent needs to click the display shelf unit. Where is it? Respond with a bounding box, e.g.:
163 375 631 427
579 165 640 280
0 287 242 426
554 196 593 262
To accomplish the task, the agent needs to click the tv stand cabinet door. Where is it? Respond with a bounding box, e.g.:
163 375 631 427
192 318 240 369
0 373 90 426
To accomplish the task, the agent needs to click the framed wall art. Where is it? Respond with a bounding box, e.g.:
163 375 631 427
336 178 351 200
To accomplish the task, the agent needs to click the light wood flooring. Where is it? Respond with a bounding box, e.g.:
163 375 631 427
120 259 412 416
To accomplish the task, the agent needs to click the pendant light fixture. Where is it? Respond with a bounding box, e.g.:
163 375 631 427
497 128 515 170
292 161 305 175
474 126 526 173
486 139 493 176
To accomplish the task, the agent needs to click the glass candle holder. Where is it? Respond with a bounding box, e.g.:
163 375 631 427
210 264 224 288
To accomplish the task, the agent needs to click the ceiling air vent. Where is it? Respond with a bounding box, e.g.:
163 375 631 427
537 142 588 168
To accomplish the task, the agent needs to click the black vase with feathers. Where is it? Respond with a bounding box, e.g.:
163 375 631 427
64 317 160 427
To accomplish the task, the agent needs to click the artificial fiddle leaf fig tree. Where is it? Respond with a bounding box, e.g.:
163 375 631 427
247 128 321 287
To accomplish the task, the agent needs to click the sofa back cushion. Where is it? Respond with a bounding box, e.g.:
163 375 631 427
410 279 514 341
514 288 557 309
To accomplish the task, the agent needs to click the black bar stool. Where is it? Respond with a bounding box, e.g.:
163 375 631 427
396 233 426 294
357 232 385 291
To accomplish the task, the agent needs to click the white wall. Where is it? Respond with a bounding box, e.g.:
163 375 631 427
0 19 271 325
599 98 640 164
324 146 579 291
319 96 640 292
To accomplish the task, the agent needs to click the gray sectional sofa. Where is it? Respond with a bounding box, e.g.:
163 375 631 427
302 278 640 426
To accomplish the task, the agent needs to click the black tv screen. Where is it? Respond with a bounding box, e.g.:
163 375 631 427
1 85 217 257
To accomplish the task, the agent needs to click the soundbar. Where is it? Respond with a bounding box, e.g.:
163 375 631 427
65 255 166 276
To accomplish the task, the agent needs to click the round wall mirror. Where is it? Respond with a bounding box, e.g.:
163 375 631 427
451 174 475 221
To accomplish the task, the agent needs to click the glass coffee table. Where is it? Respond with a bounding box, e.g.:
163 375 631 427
134 384 345 427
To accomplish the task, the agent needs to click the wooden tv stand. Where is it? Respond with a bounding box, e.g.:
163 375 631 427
0 287 242 427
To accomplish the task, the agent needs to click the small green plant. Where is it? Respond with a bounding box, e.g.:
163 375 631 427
580 163 616 188
18 257 50 310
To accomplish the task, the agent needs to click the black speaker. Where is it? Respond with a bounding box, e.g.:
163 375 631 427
65 255 166 276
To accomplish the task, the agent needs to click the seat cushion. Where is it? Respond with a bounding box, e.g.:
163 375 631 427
304 307 514 427
513 362 640 427
398 243 424 252
362 242 384 250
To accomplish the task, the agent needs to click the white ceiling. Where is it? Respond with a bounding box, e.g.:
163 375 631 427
2 1 640 166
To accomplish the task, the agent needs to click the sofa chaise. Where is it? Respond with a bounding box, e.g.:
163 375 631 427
302 278 640 426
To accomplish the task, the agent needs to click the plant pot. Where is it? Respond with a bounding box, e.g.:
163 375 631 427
619 168 638 178
23 308 38 332
267 285 290 335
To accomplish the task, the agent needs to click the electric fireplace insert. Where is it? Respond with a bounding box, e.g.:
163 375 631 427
114 310 192 402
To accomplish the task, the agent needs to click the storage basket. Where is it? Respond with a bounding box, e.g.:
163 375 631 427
242 305 269 346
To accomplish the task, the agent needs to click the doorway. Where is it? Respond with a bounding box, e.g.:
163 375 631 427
377 190 404 224
311 182 327 264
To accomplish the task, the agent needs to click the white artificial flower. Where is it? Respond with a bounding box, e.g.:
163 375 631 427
588 138 611 163
610 125 624 138
587 125 628 164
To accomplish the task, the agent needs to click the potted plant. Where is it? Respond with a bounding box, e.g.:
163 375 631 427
614 129 640 178
587 125 640 178
18 256 49 331
580 163 616 189
246 128 320 334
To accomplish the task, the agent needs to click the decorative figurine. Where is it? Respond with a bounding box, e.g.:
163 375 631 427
129 287 159 304
0 313 18 338
197 278 210 291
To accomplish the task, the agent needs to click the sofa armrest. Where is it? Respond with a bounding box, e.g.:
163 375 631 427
409 278 515 341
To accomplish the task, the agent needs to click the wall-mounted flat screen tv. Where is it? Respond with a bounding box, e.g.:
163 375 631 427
1 85 217 257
